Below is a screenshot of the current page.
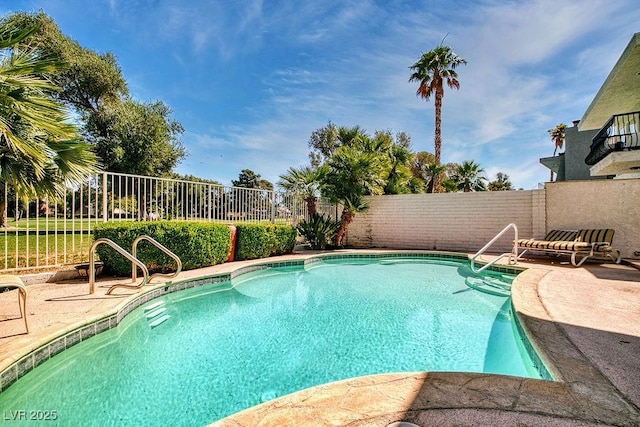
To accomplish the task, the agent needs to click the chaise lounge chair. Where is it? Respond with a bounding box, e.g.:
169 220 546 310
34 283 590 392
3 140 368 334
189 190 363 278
516 228 621 267
0 274 28 333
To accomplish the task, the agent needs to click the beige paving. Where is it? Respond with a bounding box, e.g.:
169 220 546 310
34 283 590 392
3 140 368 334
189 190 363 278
1 251 639 426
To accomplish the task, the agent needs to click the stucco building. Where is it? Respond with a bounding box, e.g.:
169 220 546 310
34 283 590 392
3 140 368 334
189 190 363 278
540 32 640 181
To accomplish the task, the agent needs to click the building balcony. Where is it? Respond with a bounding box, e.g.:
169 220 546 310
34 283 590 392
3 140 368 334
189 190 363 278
585 111 640 177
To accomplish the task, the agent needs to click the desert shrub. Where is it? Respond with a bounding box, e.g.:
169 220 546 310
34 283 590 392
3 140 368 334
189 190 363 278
296 213 340 250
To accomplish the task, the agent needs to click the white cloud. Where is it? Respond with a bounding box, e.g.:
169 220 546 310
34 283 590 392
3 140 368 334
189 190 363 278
13 0 639 190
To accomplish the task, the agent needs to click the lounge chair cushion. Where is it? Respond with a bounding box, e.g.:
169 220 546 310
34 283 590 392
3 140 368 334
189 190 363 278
516 229 578 249
544 229 578 241
516 228 620 266
576 229 615 244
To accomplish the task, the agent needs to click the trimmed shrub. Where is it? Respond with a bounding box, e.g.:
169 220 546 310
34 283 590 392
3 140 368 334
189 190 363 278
93 221 231 276
234 224 296 261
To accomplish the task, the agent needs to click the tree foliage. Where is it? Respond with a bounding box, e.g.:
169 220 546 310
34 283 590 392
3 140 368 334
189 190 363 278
0 16 98 226
86 100 185 176
301 123 429 246
7 12 127 115
0 18 96 191
547 123 566 182
449 160 487 192
308 120 339 168
277 165 327 216
6 11 185 177
548 123 566 156
423 162 447 193
488 172 514 191
232 169 273 190
374 130 414 195
167 172 222 186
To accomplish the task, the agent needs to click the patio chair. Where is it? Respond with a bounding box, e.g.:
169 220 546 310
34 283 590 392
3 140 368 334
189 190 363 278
517 228 621 267
0 274 28 333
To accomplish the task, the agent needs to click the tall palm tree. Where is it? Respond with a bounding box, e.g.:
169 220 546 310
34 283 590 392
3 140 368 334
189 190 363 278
0 19 97 225
409 44 466 192
277 165 326 216
451 160 487 192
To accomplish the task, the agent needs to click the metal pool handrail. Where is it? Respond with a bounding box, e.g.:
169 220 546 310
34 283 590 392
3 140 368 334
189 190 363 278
471 223 518 273
88 238 150 295
131 235 182 283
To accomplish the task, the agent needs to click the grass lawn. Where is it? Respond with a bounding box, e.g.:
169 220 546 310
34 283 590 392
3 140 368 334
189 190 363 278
0 229 93 270
5 216 102 231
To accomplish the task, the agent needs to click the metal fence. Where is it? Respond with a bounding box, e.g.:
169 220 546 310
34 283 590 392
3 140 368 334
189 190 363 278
0 172 324 273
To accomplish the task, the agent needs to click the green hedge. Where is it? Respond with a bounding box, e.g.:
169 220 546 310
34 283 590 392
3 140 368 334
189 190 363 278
234 224 297 261
93 221 231 276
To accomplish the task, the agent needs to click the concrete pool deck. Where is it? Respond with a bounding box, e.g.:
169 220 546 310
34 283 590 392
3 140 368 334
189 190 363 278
0 250 639 426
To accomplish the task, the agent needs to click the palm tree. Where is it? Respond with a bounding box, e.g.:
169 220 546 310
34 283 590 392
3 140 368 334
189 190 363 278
409 43 466 192
0 19 97 225
277 165 327 216
549 123 567 156
423 162 447 193
548 123 566 181
451 160 487 192
322 142 386 246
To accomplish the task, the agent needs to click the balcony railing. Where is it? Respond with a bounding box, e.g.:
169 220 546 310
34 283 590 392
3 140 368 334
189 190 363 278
585 111 640 165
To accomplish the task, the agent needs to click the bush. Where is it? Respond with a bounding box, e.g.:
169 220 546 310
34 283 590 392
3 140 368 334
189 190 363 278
234 224 297 261
93 221 231 276
296 213 340 250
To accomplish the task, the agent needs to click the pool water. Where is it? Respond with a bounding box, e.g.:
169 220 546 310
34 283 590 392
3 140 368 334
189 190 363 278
0 257 543 426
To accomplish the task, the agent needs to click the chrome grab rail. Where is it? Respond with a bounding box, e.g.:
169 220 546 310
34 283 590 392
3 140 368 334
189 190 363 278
89 238 150 295
470 223 518 273
131 235 182 283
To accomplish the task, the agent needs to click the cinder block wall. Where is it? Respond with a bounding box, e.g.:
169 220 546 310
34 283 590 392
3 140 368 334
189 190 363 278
346 190 545 253
345 179 639 258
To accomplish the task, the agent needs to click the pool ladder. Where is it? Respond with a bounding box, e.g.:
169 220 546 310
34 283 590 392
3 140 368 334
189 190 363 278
470 223 519 274
88 235 182 295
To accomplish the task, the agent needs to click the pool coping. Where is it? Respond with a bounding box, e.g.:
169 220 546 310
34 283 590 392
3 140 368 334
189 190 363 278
1 250 639 426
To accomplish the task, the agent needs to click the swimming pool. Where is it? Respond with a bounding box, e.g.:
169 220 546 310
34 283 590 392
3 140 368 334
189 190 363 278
0 255 544 426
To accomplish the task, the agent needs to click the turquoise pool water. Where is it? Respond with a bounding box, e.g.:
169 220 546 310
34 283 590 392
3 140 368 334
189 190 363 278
0 257 542 426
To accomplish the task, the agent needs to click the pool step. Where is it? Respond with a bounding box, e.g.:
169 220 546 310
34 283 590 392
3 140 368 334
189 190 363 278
144 300 170 327
148 314 171 328
465 276 512 297
144 300 165 312
146 307 167 319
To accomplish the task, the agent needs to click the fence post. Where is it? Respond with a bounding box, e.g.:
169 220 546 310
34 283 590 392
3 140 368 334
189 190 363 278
102 172 108 222
270 191 276 223
208 184 212 221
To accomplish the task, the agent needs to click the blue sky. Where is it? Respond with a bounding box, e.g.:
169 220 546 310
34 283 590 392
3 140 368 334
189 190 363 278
3 0 639 189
